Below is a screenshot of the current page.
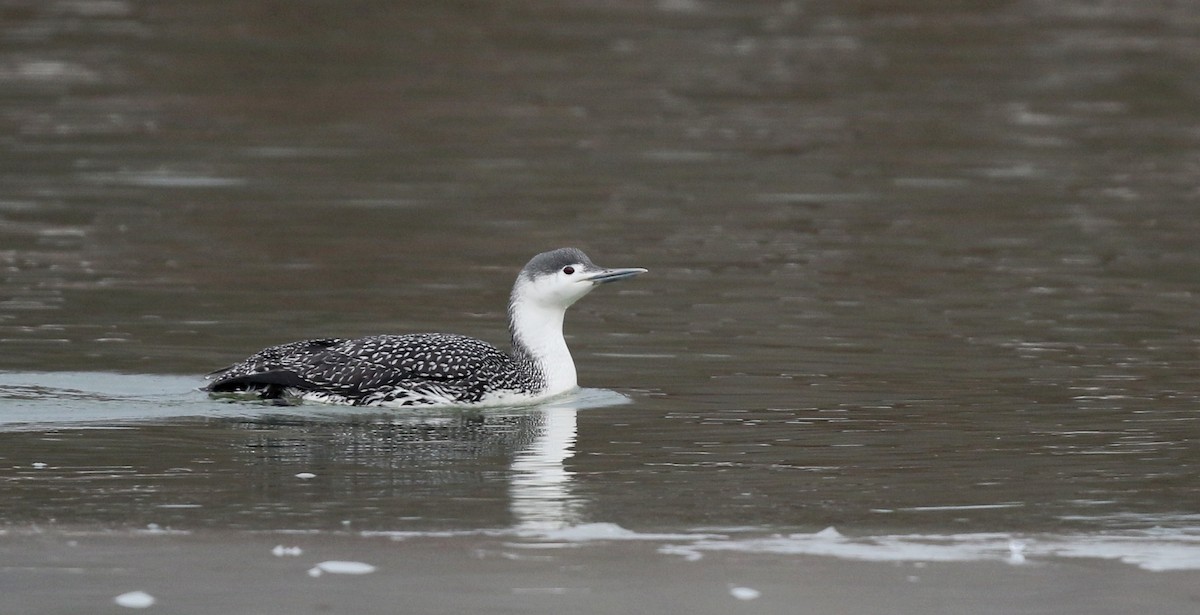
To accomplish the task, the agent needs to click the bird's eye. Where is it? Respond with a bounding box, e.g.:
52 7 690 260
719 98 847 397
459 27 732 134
562 266 575 275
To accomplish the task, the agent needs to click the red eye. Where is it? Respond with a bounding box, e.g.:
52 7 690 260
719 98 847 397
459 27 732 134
562 266 575 275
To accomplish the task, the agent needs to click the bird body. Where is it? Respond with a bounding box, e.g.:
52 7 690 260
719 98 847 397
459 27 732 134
205 248 645 407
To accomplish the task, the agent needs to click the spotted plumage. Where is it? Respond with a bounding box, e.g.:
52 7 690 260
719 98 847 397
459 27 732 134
205 248 645 407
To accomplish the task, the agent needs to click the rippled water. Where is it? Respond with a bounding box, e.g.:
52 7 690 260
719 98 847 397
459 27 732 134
2 0 1200 584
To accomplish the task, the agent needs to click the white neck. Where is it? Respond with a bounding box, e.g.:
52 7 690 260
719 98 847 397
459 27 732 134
508 296 577 396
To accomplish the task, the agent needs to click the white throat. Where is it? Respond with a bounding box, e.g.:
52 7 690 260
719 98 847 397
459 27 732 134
508 295 578 396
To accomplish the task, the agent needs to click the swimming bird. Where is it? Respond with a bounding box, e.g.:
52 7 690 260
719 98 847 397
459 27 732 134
205 247 646 407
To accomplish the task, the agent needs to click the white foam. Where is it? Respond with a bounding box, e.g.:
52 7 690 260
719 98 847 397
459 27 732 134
660 529 1017 563
308 560 377 577
1038 534 1200 572
729 586 761 601
1007 540 1026 565
113 591 155 609
656 527 1200 571
358 522 1200 572
520 522 721 542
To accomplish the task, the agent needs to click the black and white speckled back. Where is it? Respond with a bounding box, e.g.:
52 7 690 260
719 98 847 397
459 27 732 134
206 333 544 406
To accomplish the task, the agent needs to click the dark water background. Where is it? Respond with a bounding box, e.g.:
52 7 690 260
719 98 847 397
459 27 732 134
1 0 1199 543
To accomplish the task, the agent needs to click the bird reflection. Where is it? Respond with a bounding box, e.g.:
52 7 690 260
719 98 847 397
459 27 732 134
222 388 629 531
509 403 581 531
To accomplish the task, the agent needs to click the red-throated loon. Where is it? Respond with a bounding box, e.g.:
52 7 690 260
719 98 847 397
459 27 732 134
204 248 646 407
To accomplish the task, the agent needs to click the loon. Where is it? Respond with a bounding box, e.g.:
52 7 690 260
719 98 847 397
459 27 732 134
204 247 646 407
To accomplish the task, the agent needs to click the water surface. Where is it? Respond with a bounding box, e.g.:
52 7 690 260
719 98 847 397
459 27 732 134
2 0 1199 580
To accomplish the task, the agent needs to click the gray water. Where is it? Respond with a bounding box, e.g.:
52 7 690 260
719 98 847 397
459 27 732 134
2 0 1199 564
